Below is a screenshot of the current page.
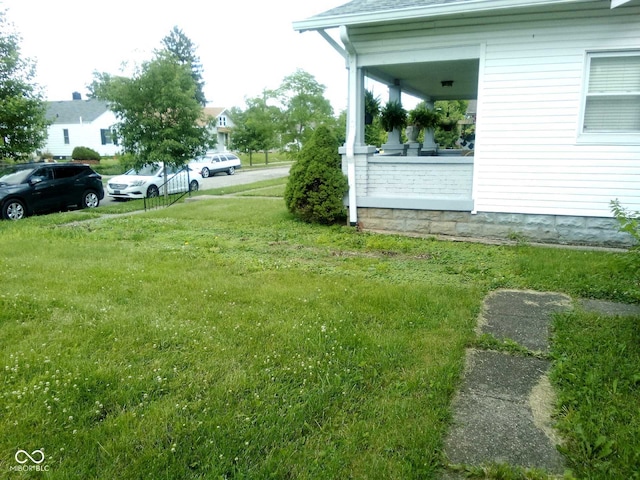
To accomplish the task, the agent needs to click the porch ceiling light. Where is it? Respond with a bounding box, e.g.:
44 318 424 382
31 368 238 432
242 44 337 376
441 80 454 87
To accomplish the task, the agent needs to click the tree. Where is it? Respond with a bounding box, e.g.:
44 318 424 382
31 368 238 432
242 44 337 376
434 100 468 148
91 50 214 173
274 69 334 153
230 94 282 166
160 26 206 106
0 10 49 161
284 125 348 224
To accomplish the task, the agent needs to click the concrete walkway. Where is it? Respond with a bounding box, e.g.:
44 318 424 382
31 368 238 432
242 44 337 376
441 289 640 478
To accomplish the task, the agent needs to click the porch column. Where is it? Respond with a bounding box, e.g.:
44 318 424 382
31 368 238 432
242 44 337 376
341 26 364 226
381 83 406 155
339 27 377 226
423 99 437 154
387 83 402 145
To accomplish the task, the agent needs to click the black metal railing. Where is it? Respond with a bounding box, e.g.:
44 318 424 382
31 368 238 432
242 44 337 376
143 166 196 211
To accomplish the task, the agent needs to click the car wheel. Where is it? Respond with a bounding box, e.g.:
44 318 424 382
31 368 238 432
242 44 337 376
2 199 26 220
189 180 199 192
82 190 100 208
147 185 159 198
227 166 236 175
201 167 210 178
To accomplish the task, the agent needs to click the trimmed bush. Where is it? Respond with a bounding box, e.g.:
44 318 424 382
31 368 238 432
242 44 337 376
284 125 348 225
71 146 101 161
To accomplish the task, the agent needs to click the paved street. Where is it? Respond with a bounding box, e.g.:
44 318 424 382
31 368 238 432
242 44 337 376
100 164 290 208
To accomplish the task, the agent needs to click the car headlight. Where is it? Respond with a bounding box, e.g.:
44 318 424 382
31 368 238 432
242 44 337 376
130 180 146 187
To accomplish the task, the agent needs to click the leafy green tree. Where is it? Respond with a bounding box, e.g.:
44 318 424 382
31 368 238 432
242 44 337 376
284 125 348 224
91 50 214 172
275 69 333 153
0 10 48 161
160 26 206 106
230 93 282 165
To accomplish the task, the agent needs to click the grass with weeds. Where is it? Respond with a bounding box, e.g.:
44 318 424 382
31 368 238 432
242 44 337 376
193 177 288 197
0 194 638 478
551 309 640 479
470 334 548 359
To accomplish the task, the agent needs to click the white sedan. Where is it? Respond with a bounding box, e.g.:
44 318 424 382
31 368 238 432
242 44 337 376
107 163 201 200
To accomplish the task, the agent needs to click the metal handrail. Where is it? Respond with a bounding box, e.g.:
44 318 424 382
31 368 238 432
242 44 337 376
143 165 194 211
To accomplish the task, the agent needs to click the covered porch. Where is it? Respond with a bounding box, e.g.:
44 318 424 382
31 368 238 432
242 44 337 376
325 27 481 224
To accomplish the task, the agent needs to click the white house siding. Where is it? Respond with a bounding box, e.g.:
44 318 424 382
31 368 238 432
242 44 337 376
349 3 640 219
45 111 119 157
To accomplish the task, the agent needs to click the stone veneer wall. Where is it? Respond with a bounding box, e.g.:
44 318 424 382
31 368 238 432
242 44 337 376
357 208 634 247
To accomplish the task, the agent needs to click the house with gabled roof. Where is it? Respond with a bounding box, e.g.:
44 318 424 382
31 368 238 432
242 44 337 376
294 0 640 246
44 95 119 159
202 107 234 152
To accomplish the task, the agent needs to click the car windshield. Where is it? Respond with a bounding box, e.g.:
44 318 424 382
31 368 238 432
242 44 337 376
0 168 35 186
125 164 160 176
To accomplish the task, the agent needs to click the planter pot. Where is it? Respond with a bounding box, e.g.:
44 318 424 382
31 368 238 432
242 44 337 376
406 125 420 143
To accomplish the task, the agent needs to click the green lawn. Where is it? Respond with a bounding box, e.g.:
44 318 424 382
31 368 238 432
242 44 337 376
0 190 638 479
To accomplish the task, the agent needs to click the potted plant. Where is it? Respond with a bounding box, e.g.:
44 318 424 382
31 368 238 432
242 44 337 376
439 118 458 131
407 103 440 142
380 100 407 133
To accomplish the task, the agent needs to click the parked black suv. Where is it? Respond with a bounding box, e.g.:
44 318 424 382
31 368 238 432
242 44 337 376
0 163 104 220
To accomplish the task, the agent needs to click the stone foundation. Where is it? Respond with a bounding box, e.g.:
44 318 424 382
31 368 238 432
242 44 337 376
357 208 634 247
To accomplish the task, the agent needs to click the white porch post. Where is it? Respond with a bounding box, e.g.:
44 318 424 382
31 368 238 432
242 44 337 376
381 83 406 155
423 99 437 154
341 26 364 226
387 83 402 144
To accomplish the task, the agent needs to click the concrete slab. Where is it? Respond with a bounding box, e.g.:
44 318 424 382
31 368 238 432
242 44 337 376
579 298 640 317
444 350 565 474
479 290 571 352
442 289 640 478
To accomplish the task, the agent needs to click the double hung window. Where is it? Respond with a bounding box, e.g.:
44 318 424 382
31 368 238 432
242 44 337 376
581 51 640 141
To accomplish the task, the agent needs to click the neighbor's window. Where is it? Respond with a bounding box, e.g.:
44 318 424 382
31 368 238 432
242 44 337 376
218 116 227 127
100 129 118 145
582 51 640 138
63 129 69 144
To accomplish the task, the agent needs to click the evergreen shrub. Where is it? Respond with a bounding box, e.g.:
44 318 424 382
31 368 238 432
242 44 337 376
284 125 348 225
71 146 101 161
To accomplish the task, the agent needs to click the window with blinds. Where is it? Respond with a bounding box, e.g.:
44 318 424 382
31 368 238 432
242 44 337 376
583 52 640 133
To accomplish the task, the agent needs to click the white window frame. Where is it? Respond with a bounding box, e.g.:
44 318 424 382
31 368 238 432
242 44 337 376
578 50 640 145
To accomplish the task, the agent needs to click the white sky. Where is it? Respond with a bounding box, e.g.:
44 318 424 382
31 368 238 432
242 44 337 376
1 0 361 113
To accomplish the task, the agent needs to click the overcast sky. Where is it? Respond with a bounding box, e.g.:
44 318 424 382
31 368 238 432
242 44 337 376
1 0 360 112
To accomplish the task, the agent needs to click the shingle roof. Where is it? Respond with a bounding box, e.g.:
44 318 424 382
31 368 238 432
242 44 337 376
295 0 597 30
46 99 110 124
203 107 226 119
314 0 472 18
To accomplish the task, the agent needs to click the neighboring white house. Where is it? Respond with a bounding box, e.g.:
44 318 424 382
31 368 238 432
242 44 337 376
44 98 233 159
294 0 640 246
203 107 234 152
44 95 119 158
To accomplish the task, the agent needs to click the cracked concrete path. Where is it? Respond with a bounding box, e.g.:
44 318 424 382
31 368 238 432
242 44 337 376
441 290 640 477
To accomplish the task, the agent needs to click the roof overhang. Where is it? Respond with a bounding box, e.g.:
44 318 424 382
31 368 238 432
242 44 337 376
293 0 600 32
294 0 635 100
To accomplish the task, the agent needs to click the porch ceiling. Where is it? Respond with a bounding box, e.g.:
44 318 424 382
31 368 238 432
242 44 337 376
367 58 479 101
